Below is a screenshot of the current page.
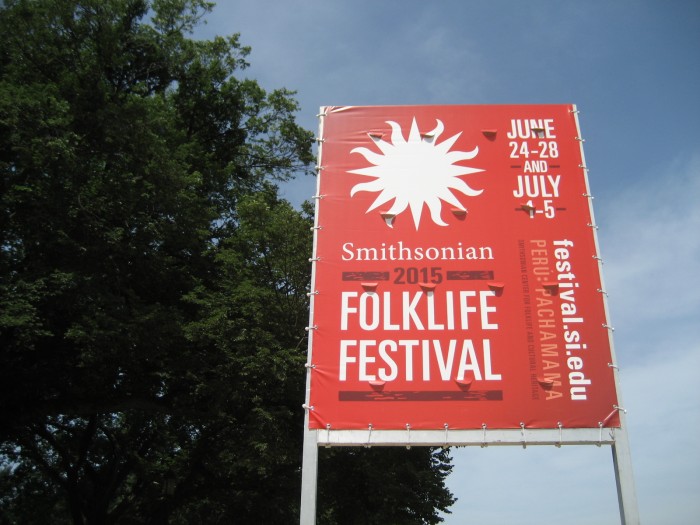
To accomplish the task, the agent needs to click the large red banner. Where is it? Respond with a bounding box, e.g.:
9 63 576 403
306 105 619 430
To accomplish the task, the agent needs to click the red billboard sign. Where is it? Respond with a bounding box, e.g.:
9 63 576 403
306 105 619 430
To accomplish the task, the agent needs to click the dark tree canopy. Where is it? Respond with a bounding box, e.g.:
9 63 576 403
0 1 455 523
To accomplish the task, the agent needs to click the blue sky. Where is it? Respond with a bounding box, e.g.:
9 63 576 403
199 1 699 523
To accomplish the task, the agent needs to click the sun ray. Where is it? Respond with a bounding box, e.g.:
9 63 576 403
426 197 448 226
445 164 484 177
371 137 397 157
437 188 466 209
434 132 461 154
445 147 479 163
350 179 385 196
386 196 410 218
387 121 407 146
447 177 484 197
407 118 422 143
425 120 445 142
408 199 424 229
366 189 398 212
348 166 382 177
350 147 387 167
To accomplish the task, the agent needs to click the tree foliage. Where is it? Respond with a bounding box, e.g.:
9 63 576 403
0 1 455 523
317 447 455 525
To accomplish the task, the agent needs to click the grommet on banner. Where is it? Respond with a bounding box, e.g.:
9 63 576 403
556 422 563 448
575 136 586 142
311 194 325 200
304 363 316 369
579 163 589 171
608 363 619 371
310 225 322 231
597 421 604 447
569 108 580 114
405 423 411 449
481 423 488 448
597 288 608 297
587 223 599 230
366 423 373 448
302 404 314 411
592 255 604 263
314 165 324 172
304 325 317 332
308 256 321 262
520 422 527 449
316 111 327 118
602 323 615 331
582 192 594 198
306 290 319 296
444 423 449 447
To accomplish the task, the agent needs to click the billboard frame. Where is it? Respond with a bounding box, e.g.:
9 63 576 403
300 417 638 524
300 105 638 524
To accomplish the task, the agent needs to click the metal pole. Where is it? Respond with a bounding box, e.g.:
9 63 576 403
611 414 640 524
299 106 326 525
299 426 318 524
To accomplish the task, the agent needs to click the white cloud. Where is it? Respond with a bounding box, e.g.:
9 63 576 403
600 153 700 331
593 154 700 385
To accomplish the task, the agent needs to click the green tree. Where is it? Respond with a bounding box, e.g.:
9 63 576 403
317 447 456 525
0 1 455 523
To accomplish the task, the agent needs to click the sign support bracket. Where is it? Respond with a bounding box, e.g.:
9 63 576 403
299 426 318 525
300 425 639 524
611 412 640 524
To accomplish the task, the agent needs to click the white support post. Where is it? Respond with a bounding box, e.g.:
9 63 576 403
299 107 326 525
611 415 640 524
299 427 318 524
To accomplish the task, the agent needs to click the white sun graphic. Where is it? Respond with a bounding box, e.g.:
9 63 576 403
349 118 484 229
